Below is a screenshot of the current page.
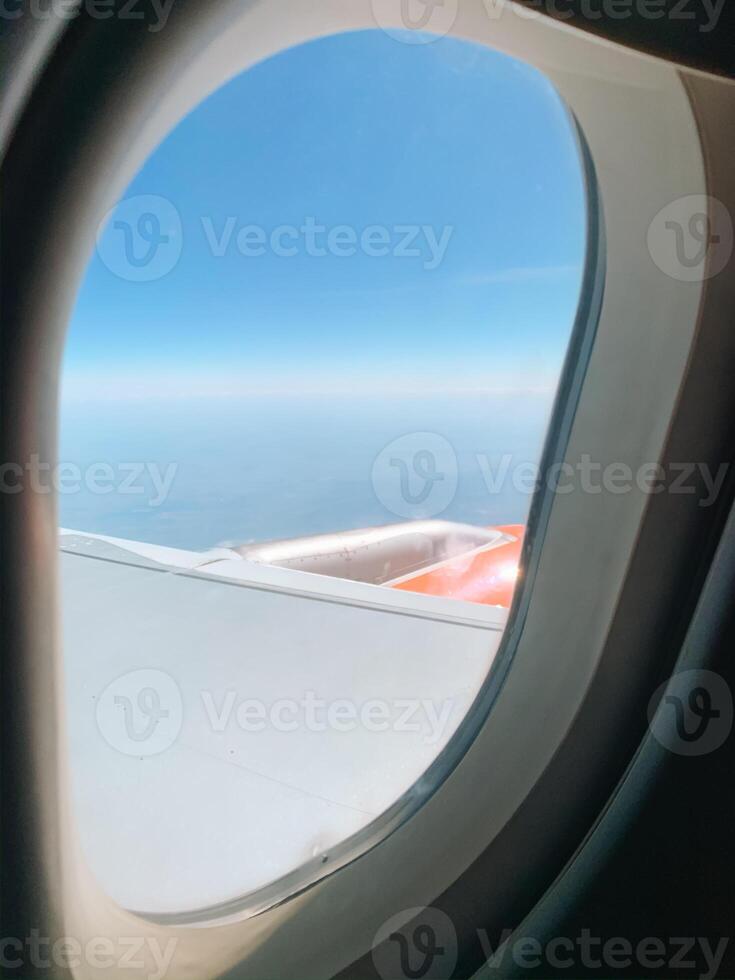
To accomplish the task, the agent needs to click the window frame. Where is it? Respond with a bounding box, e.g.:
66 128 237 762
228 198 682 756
2 2 726 977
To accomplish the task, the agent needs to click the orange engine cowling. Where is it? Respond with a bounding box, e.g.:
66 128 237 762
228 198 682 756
389 524 525 609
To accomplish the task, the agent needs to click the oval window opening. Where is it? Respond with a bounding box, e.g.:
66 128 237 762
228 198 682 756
60 28 588 917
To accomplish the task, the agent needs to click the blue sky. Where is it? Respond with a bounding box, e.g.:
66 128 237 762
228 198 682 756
63 28 586 401
59 30 587 546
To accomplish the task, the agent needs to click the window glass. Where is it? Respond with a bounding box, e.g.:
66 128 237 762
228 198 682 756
61 29 587 915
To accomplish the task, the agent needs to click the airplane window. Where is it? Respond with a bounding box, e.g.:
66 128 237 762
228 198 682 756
60 29 588 916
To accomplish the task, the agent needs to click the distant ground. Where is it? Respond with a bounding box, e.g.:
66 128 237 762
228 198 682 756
58 392 551 550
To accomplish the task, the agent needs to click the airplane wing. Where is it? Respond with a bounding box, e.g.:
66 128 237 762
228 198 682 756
60 522 518 915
